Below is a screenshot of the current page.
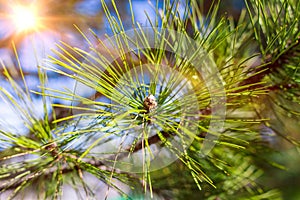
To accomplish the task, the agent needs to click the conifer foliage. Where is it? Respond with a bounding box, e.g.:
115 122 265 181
0 0 299 199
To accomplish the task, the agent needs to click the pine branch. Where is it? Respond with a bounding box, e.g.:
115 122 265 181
1 0 299 199
239 38 300 89
0 132 165 192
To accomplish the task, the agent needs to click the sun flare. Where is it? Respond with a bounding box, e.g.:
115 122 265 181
11 5 39 32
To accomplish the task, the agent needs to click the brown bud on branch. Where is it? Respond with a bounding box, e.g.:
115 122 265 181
143 94 157 113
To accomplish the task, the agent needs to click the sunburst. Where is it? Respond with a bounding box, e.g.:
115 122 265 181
11 5 39 32
0 0 102 49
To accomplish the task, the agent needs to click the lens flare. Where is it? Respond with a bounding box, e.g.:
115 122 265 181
11 5 38 32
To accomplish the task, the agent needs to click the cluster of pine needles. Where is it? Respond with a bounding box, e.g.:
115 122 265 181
0 0 299 199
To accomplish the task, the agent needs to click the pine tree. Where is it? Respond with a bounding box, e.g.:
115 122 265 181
0 0 299 199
